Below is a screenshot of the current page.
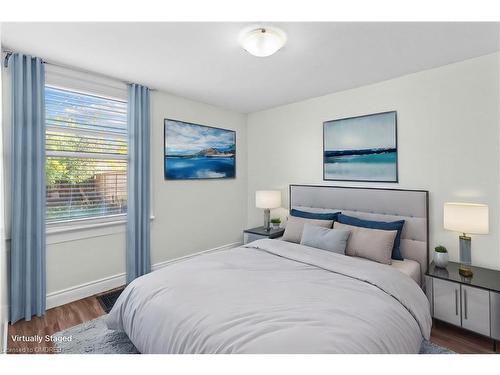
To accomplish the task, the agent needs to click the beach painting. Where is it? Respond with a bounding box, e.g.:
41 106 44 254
323 111 397 182
164 119 236 180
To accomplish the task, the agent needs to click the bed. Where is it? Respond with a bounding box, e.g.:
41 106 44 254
106 185 431 354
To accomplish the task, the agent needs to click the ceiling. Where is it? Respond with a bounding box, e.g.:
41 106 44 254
2 22 499 113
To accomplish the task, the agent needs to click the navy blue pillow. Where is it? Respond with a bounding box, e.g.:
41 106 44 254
290 209 340 222
337 214 405 261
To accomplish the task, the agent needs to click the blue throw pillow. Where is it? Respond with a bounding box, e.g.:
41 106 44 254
337 214 405 260
290 209 340 222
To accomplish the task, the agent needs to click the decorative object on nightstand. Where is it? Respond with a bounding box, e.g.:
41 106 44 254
433 245 449 268
270 218 281 229
243 226 285 244
443 202 489 277
256 190 282 231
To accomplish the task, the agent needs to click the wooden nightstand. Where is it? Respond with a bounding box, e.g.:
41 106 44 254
425 261 500 350
243 226 285 244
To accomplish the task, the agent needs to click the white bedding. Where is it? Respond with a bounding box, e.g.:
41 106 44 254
278 236 422 285
391 259 421 285
107 239 431 354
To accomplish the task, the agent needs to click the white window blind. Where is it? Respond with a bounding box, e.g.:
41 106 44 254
45 86 128 223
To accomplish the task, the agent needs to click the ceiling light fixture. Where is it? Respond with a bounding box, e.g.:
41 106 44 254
239 27 287 57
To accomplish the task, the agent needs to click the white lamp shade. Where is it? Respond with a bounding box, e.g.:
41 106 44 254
256 190 281 209
443 202 489 234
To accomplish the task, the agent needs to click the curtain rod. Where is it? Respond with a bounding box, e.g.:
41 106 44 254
2 49 156 91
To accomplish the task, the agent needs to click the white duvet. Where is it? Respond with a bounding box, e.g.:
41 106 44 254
106 239 431 353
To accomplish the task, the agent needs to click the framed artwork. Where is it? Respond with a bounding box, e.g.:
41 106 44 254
164 119 236 180
323 111 398 182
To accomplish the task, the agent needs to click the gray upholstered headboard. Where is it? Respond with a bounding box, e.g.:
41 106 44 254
289 185 429 281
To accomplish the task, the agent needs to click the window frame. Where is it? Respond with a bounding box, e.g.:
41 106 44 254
44 83 129 228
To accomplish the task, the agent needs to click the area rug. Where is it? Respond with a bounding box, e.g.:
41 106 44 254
53 316 138 354
53 316 455 354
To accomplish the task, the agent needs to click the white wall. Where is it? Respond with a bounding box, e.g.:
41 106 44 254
150 91 247 264
247 53 500 270
1 65 247 306
45 90 247 298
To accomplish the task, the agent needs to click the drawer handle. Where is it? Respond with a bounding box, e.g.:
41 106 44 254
455 289 458 316
464 288 468 320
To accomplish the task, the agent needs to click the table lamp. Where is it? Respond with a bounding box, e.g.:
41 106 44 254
256 190 282 231
443 202 489 277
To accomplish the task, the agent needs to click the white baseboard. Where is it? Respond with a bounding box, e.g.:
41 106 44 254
46 273 126 309
46 241 241 310
150 242 241 271
1 320 7 354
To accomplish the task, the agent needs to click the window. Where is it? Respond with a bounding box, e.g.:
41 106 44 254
45 86 128 223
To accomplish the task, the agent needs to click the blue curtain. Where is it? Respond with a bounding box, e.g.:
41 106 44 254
9 53 46 323
126 84 151 283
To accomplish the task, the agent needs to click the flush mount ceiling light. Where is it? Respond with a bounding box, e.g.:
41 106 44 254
239 27 287 57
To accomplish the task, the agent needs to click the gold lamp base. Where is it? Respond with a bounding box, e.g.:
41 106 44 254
459 265 473 278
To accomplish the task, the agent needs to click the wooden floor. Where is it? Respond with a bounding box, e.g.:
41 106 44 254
430 319 498 354
7 295 106 354
6 294 499 354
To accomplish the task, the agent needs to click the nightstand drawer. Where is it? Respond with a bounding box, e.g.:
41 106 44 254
491 291 500 340
461 285 490 337
433 278 461 326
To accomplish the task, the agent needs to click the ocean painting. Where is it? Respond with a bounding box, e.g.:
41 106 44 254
323 111 397 182
164 119 236 180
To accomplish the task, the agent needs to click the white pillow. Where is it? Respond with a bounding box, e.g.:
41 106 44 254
300 224 351 254
282 216 333 243
334 222 397 265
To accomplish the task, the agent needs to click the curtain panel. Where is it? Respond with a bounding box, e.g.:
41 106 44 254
9 53 46 323
126 84 151 283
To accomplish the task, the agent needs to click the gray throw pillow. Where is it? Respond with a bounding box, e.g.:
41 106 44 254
282 216 333 243
334 222 397 265
300 224 351 254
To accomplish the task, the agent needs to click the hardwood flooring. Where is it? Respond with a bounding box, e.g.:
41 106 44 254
6 296 105 354
430 319 498 354
5 294 499 354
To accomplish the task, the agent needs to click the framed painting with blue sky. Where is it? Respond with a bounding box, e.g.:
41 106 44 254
323 111 398 182
164 119 236 180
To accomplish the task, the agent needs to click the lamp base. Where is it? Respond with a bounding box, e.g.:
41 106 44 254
459 234 473 278
263 208 271 231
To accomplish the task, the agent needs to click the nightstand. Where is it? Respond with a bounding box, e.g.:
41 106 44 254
243 226 285 244
425 261 500 350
